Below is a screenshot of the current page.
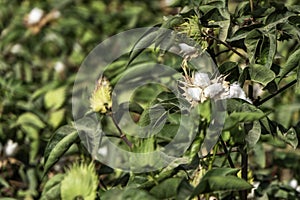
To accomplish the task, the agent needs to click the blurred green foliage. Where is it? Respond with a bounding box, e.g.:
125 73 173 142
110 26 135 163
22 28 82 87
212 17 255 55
0 0 164 198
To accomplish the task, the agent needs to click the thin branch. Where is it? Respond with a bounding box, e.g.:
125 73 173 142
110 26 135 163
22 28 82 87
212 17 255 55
239 147 248 200
215 49 231 57
200 148 239 159
204 32 248 60
220 136 235 168
109 113 133 149
254 79 297 106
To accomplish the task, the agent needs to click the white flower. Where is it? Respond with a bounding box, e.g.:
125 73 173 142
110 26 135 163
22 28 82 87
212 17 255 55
290 179 298 189
228 82 252 103
204 83 224 98
247 181 260 199
296 186 300 193
229 82 247 99
253 83 264 99
187 87 203 102
54 61 65 73
11 44 22 54
193 72 211 88
5 139 18 156
182 72 252 104
27 8 44 25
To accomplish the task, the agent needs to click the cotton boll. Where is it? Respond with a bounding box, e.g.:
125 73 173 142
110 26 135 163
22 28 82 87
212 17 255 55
187 87 202 101
289 179 298 189
54 61 65 73
193 72 211 88
11 44 22 54
204 83 224 98
228 82 252 103
5 140 18 156
229 82 245 98
27 8 44 25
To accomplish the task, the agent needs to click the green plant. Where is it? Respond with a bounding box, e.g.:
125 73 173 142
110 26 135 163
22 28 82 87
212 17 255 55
2 0 300 199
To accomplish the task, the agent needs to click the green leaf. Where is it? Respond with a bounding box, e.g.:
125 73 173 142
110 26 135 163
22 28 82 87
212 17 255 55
224 111 265 131
249 64 276 86
259 32 276 69
245 29 262 64
41 174 64 200
245 121 261 149
218 61 238 75
128 30 158 65
30 82 59 100
176 178 194 200
277 127 298 149
227 24 264 42
26 168 38 197
76 116 103 157
202 168 240 177
253 142 266 168
138 104 167 135
161 15 184 29
150 178 182 199
43 125 78 175
191 168 252 196
40 184 61 200
102 188 157 200
48 109 65 129
206 176 252 192
17 112 46 129
44 87 67 110
280 48 300 81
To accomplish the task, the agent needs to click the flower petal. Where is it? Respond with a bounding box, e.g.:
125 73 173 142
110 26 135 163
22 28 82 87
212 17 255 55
187 87 202 101
194 72 211 88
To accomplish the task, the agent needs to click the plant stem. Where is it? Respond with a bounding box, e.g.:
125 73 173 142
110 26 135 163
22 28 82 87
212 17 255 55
208 144 218 170
109 113 133 149
254 79 297 106
220 136 235 168
204 32 248 60
239 147 248 200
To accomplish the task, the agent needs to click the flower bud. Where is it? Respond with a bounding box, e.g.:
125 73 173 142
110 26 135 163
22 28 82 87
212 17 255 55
90 77 112 113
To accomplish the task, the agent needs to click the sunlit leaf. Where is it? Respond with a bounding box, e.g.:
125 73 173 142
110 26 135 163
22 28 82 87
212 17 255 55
48 109 65 129
17 112 46 129
44 87 67 110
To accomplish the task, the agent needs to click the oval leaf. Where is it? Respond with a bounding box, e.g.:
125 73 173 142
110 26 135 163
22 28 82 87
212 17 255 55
43 125 78 175
249 64 276 86
17 112 46 129
44 87 67 110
